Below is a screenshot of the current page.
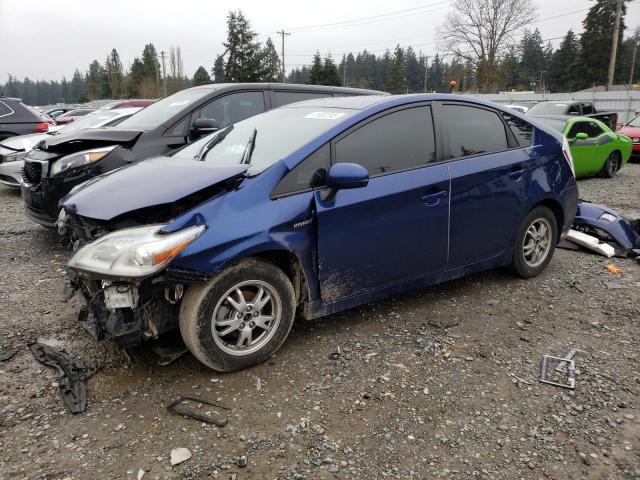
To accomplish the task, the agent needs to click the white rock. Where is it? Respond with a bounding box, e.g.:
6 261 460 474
170 447 192 465
137 470 145 480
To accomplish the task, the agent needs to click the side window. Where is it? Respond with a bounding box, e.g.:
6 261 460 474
582 104 594 115
441 105 508 159
501 112 533 147
272 91 331 108
0 101 13 117
335 106 436 176
567 104 579 115
166 116 189 137
196 91 265 128
588 121 603 137
567 122 586 138
271 144 330 197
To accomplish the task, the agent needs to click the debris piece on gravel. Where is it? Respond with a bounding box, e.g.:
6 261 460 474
29 342 87 413
170 447 192 465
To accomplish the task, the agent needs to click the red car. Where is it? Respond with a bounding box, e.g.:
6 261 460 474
618 115 640 162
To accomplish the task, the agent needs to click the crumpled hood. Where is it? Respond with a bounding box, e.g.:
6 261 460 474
62 156 248 221
0 132 49 154
36 127 141 155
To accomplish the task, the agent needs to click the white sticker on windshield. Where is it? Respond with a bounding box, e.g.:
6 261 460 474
168 100 192 107
304 111 346 120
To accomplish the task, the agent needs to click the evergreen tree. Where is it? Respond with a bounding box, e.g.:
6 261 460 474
404 47 422 92
192 66 211 86
309 52 323 85
127 58 145 98
428 53 445 92
260 38 282 82
547 30 580 92
223 10 263 82
322 56 341 86
70 69 85 102
212 54 226 83
85 60 104 100
140 44 161 96
387 46 406 93
519 29 547 90
105 49 124 98
574 0 627 89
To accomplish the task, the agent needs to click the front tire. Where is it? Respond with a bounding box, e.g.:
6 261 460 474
600 151 620 178
511 206 557 279
179 258 296 372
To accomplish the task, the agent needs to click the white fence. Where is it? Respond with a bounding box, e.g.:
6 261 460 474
464 90 640 125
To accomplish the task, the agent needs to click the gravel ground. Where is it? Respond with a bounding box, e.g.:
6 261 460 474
1 165 639 480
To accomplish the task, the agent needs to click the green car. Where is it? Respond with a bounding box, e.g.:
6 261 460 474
532 115 632 178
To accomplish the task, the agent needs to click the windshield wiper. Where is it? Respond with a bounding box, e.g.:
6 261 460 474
240 128 257 165
195 125 233 161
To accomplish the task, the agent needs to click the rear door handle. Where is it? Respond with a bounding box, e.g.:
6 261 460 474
508 168 526 180
421 190 448 206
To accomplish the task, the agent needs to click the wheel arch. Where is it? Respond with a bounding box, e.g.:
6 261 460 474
530 198 564 243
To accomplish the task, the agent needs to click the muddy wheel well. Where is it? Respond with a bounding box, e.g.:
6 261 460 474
535 199 564 242
253 250 309 305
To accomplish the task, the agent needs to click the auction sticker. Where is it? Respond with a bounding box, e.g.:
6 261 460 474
304 112 346 120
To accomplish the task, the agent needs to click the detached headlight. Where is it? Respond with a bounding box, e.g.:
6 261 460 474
50 145 116 176
68 224 206 279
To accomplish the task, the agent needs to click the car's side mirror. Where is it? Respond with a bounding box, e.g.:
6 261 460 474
325 163 369 190
190 118 218 138
575 132 588 140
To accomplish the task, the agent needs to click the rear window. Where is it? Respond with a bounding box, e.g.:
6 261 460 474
272 91 332 108
0 101 14 118
527 103 569 116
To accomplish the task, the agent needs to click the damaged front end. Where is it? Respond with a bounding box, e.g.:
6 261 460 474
65 223 207 347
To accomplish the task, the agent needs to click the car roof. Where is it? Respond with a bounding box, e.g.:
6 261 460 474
282 93 514 111
184 82 384 96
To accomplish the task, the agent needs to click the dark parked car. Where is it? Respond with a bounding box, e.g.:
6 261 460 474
21 83 383 227
63 94 578 371
0 96 50 140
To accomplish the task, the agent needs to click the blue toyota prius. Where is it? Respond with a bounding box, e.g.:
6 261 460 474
63 94 579 371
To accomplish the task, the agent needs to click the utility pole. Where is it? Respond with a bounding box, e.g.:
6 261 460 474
160 51 167 97
630 29 639 86
607 0 623 90
276 30 291 83
424 56 429 93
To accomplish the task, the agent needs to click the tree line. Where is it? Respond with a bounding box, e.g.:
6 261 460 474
1 0 638 105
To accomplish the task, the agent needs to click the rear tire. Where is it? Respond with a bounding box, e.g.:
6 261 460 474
600 151 620 178
511 206 558 279
179 258 296 372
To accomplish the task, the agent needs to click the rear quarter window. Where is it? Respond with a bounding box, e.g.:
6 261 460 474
0 101 13 118
501 112 533 147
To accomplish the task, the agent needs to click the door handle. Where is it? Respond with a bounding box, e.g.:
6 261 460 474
508 168 526 180
421 190 448 206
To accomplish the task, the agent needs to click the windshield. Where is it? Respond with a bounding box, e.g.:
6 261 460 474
627 115 640 128
537 118 567 134
57 110 125 134
173 106 356 175
527 103 569 116
115 88 213 130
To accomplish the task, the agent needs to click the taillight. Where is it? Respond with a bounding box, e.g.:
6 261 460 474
562 137 575 177
33 122 49 133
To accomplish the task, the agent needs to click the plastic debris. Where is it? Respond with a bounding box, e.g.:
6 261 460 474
564 229 615 257
170 447 192 466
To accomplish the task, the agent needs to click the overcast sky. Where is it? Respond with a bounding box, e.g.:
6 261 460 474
0 0 638 80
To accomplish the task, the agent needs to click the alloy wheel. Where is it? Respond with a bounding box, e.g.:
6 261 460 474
522 218 552 268
211 280 282 356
